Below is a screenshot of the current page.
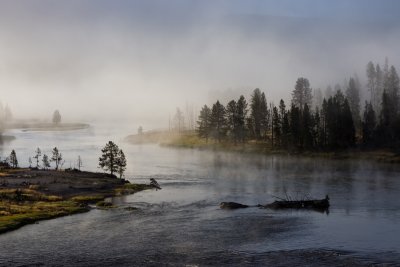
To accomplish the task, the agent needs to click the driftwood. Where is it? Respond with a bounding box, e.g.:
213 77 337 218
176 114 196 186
220 202 249 209
263 195 330 211
220 195 330 212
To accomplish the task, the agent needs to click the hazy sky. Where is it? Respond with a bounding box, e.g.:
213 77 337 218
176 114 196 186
0 0 399 128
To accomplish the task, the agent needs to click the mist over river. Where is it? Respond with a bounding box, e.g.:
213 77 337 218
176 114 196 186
1 125 400 266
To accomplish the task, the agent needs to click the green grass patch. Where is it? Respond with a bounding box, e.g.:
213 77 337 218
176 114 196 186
0 200 87 234
115 183 151 195
70 195 105 204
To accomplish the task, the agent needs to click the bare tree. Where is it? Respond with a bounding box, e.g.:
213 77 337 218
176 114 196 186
33 148 41 168
51 147 63 170
77 155 83 171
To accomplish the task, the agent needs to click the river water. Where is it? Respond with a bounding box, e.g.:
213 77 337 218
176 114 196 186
0 125 400 266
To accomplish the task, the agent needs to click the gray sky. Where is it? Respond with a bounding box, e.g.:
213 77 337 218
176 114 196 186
0 1 399 128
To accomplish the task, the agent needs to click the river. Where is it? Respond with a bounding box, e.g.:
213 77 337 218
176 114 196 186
0 125 400 266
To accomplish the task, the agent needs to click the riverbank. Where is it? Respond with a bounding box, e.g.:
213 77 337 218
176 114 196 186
5 122 90 132
125 131 400 164
0 168 152 234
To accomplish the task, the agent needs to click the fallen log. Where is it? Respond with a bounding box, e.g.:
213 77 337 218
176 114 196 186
220 202 249 209
263 195 330 211
219 195 330 212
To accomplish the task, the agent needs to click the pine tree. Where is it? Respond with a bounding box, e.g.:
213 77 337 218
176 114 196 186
42 154 50 170
197 105 212 142
116 150 127 179
260 92 269 139
210 101 226 142
225 100 238 143
250 88 263 140
52 110 61 124
302 104 314 149
346 77 361 130
272 106 281 147
289 104 301 148
9 150 18 168
292 77 312 111
281 112 290 149
366 61 378 112
99 141 120 176
342 99 356 147
362 101 376 146
236 95 248 143
51 147 63 170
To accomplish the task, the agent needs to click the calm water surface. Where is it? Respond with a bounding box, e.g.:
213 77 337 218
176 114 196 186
0 125 400 266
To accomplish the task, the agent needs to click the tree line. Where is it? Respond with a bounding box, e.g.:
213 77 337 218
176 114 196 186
2 141 127 178
196 60 400 151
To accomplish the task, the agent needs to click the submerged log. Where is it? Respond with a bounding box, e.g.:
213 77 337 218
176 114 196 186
263 195 330 211
220 202 249 209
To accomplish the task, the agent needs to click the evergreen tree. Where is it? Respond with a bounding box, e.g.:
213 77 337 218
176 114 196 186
387 66 400 114
366 61 378 112
42 154 50 170
325 91 355 149
321 99 328 147
197 105 212 142
346 77 361 130
225 100 238 143
314 108 322 148
210 101 226 142
99 141 120 176
52 110 61 124
271 106 281 147
289 104 301 148
51 147 63 170
313 88 323 109
260 92 269 139
236 95 248 143
281 112 290 149
302 104 314 149
9 150 18 168
342 99 356 147
250 88 264 140
116 149 127 179
375 64 383 114
362 101 376 146
279 99 286 121
292 77 312 111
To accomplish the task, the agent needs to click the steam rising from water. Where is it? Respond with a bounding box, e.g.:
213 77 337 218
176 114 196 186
0 1 400 129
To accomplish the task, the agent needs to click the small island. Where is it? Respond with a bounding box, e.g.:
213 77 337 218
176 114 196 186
0 142 154 234
0 168 153 234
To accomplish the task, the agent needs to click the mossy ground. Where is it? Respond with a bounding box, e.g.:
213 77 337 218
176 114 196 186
0 189 88 234
0 169 152 234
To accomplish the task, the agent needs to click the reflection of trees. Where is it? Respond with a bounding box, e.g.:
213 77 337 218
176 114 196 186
203 150 400 218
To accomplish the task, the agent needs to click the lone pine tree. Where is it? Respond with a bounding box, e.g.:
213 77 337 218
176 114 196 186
99 141 127 178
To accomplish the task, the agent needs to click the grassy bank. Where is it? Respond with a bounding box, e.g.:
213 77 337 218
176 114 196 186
158 132 400 163
0 169 153 234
